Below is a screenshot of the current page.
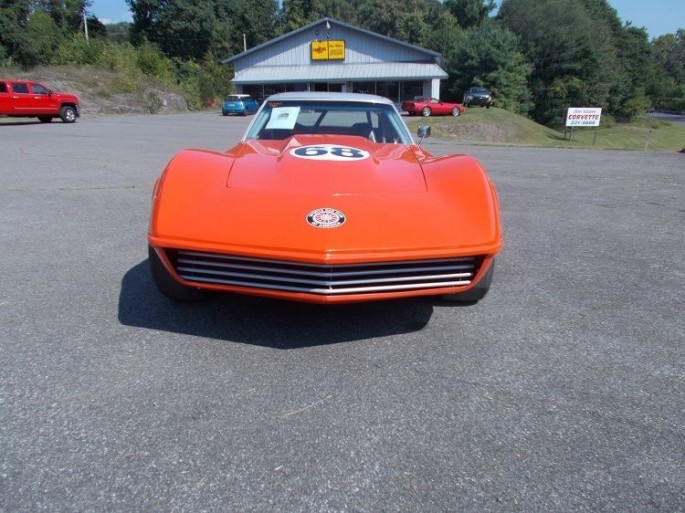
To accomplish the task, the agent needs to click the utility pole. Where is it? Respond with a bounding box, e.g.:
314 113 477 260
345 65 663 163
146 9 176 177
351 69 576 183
83 10 89 41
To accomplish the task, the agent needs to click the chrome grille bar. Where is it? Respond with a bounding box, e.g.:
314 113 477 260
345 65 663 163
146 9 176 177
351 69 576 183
170 250 480 296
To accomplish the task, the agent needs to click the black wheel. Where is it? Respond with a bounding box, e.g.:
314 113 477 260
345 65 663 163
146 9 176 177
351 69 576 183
148 245 209 302
422 107 431 117
451 107 461 116
59 105 77 123
441 259 495 304
38 116 52 123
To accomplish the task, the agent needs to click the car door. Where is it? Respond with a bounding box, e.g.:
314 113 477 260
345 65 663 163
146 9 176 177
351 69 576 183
0 81 12 113
431 98 448 115
9 81 34 113
29 82 54 113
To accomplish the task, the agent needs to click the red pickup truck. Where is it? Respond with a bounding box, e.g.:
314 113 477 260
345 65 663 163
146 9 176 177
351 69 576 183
0 79 80 123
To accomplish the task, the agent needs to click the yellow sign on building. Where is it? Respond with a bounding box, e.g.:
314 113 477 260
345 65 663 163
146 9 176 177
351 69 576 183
310 40 346 61
327 40 345 60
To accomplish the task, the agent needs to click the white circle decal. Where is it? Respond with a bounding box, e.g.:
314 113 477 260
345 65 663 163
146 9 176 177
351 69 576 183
306 208 346 228
291 145 370 161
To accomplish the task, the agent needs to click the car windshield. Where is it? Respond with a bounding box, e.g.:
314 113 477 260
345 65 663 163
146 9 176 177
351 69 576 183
472 88 489 94
225 95 249 101
244 100 413 144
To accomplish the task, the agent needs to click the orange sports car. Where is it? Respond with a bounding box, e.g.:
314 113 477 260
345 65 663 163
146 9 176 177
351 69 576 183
148 92 502 304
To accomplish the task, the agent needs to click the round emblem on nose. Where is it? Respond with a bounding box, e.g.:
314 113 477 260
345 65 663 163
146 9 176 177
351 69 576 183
306 208 346 228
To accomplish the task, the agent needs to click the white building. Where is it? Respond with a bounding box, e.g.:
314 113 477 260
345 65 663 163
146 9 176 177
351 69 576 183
222 18 448 102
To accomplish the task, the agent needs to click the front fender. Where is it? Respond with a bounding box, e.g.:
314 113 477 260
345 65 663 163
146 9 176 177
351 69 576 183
420 153 503 253
149 149 236 240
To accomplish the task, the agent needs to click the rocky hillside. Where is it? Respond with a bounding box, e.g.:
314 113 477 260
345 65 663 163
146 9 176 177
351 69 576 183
4 66 191 116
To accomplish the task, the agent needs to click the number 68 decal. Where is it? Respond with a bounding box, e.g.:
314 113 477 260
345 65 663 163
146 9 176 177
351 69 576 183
290 144 370 161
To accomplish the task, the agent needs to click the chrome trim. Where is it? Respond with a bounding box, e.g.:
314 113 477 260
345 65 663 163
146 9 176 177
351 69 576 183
169 250 481 296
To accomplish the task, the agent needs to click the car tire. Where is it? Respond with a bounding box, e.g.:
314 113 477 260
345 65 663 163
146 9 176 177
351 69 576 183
59 105 77 123
440 259 495 304
38 117 52 123
422 107 431 117
149 245 210 302
451 107 461 116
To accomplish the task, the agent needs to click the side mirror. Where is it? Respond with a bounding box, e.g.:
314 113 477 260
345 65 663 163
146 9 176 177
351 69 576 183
416 125 431 145
417 125 431 138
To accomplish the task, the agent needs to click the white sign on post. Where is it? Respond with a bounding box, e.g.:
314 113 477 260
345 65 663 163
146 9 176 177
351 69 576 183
566 107 602 127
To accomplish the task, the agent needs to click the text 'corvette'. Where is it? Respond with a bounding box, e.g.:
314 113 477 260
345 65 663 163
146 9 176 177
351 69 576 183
148 92 502 304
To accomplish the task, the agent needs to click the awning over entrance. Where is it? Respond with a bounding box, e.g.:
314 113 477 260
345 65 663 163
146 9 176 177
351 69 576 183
232 62 447 84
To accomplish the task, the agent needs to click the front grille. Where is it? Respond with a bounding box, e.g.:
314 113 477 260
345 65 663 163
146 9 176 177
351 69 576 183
167 250 481 296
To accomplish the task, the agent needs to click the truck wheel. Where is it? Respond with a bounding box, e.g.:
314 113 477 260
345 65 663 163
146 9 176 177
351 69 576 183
38 117 53 123
59 106 77 123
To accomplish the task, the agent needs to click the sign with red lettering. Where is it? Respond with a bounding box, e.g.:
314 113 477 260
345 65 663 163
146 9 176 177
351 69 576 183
566 107 602 127
311 40 346 61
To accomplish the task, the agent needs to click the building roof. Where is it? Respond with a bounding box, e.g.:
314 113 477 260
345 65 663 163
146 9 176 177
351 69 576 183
222 17 442 66
232 62 448 84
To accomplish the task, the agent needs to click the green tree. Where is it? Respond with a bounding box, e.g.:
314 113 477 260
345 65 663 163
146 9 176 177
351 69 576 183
152 2 220 59
354 0 439 42
652 29 685 83
447 21 532 113
24 8 63 65
498 0 619 124
279 0 324 33
424 10 463 57
0 0 37 65
444 0 495 29
127 0 278 59
125 0 166 45
104 21 131 44
35 0 92 33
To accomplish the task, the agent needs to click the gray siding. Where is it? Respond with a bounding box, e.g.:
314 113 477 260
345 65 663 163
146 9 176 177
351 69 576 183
234 22 434 73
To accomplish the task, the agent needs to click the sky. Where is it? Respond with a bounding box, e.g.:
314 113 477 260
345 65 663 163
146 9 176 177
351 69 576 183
89 0 684 39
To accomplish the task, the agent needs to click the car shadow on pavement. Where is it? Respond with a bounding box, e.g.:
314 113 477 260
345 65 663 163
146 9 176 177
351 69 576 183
0 120 43 126
118 260 433 348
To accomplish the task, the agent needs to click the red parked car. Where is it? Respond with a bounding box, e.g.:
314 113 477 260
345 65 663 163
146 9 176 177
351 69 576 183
401 97 465 117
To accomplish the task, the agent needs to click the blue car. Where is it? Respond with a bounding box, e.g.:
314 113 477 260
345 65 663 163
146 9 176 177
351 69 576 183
222 94 260 116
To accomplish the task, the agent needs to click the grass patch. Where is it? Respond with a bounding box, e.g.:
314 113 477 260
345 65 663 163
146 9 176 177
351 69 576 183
406 107 685 152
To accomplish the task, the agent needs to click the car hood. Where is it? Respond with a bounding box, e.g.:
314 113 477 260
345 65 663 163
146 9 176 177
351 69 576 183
52 91 79 102
226 136 427 194
151 136 500 263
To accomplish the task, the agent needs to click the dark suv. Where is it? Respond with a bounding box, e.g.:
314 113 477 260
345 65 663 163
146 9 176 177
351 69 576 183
463 86 493 108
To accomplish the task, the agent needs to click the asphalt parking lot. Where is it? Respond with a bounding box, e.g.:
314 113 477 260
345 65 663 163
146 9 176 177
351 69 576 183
1 112 683 512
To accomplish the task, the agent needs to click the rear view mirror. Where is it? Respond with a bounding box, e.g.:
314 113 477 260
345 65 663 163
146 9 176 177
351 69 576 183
417 125 431 144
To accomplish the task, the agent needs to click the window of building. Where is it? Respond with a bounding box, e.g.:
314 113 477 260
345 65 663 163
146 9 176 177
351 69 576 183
376 81 400 103
400 81 423 101
351 82 376 95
